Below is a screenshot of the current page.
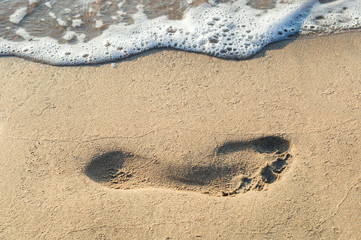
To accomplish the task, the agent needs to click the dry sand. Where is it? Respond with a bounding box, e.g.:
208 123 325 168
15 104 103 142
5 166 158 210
0 31 360 239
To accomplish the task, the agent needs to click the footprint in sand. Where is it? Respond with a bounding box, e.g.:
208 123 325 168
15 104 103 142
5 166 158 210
84 136 292 196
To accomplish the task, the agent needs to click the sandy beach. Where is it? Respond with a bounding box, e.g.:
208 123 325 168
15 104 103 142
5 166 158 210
0 31 360 239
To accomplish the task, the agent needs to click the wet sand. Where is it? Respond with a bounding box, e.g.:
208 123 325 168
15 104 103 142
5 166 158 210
0 31 360 239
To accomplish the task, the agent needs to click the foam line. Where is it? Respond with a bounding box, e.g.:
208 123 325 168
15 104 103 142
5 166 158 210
0 0 359 65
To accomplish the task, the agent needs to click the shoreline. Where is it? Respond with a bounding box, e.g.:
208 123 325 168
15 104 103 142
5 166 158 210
0 31 360 239
0 29 360 67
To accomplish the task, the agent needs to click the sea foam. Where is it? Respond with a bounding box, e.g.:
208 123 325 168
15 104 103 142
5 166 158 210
9 7 28 24
0 0 359 65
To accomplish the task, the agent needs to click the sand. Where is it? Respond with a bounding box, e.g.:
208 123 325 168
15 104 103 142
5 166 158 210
0 31 360 239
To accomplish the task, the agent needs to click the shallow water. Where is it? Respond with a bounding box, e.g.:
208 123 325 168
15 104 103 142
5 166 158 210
1 0 220 43
0 0 359 65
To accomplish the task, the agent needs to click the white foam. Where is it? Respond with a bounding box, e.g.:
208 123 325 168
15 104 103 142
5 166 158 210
45 2 52 8
77 34 87 43
49 12 56 19
302 0 361 34
9 7 28 24
57 18 68 27
117 1 124 9
16 28 32 41
95 20 104 29
0 0 360 65
63 31 76 41
29 0 40 5
72 19 83 28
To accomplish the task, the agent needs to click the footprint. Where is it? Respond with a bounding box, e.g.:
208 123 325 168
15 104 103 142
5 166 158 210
84 136 292 196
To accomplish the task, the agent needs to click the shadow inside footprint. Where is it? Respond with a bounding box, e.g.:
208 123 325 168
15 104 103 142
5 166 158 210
169 164 238 186
215 141 251 155
85 151 127 182
84 135 292 196
216 136 290 155
251 136 290 154
272 154 290 173
260 166 277 183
